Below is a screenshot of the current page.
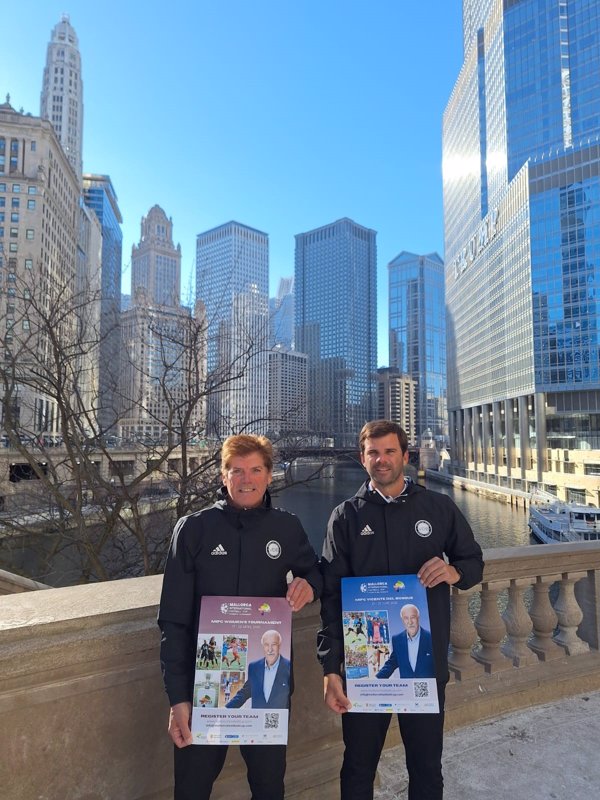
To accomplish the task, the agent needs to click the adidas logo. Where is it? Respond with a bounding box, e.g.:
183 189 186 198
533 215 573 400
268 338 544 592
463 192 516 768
360 525 375 536
211 544 228 556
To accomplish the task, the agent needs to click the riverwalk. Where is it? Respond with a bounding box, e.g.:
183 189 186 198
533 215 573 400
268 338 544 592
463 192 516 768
376 690 600 799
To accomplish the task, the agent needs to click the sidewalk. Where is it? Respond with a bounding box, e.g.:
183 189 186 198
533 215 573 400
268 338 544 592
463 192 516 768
376 690 600 800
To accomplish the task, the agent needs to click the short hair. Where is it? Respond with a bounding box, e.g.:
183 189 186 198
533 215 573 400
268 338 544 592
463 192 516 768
261 629 282 644
221 434 274 472
358 420 409 454
400 604 419 618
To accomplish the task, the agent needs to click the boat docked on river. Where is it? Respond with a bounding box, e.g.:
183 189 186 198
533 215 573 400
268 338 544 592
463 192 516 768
528 490 600 544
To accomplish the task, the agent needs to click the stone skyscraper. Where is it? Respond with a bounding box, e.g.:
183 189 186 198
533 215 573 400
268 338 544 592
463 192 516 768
295 217 376 446
131 205 181 308
40 15 84 185
443 0 600 504
196 221 269 435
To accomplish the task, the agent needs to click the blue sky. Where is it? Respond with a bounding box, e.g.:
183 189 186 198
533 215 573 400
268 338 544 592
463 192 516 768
2 1 464 365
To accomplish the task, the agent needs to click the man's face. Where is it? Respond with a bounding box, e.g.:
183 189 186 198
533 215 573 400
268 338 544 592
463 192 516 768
360 433 408 496
222 452 272 509
401 607 420 638
262 633 281 666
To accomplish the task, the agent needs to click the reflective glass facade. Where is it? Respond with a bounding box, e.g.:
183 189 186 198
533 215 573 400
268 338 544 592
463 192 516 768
83 174 123 432
295 218 376 446
444 0 600 502
196 221 269 435
388 252 447 444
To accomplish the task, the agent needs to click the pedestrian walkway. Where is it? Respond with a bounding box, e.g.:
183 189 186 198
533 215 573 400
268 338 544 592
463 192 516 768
376 690 600 800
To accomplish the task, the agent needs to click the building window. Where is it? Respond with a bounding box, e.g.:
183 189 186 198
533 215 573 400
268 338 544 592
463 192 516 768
9 227 17 237
27 186 36 195
30 141 36 152
27 199 35 210
9 243 17 253
22 320 30 331
11 212 18 223
25 258 32 269
11 198 19 208
25 229 34 240
12 184 20 193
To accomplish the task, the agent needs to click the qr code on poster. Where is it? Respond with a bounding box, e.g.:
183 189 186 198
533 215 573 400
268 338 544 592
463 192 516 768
264 713 280 729
414 681 429 698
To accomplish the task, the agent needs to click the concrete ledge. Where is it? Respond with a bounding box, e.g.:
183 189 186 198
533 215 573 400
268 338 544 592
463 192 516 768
2 572 600 800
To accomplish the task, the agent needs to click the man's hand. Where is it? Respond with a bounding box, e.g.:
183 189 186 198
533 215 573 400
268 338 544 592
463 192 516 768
286 577 314 611
168 701 193 748
418 557 461 588
324 673 352 714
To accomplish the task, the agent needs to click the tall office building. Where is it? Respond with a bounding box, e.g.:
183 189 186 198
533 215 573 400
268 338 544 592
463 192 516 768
83 174 123 432
40 15 84 185
269 276 295 349
196 221 269 435
268 347 308 436
0 101 80 435
295 217 376 446
376 368 417 445
131 205 181 308
443 0 600 504
388 251 447 444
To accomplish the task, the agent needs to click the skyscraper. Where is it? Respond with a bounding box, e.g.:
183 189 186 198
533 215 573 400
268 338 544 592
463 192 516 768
388 251 447 444
443 0 600 504
196 221 269 435
40 15 84 185
131 205 181 308
269 276 295 349
83 174 123 432
0 101 80 436
295 217 376 446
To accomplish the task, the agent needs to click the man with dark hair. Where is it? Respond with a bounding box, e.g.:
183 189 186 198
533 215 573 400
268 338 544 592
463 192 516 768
319 420 484 800
158 434 321 800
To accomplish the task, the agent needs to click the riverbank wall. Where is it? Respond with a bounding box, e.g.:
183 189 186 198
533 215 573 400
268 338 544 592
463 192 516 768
426 469 531 508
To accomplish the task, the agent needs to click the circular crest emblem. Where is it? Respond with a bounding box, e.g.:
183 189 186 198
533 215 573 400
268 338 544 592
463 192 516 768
415 519 432 538
266 540 281 559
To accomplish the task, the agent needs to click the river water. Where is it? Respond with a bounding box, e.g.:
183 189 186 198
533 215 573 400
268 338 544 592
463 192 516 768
273 462 534 554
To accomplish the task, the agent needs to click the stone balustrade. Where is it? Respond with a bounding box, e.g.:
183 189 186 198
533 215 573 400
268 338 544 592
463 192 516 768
1 542 600 800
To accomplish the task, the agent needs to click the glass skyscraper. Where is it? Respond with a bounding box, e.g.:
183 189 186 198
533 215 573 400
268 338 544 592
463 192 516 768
388 251 447 445
295 217 376 446
83 174 123 432
443 0 600 504
196 221 269 436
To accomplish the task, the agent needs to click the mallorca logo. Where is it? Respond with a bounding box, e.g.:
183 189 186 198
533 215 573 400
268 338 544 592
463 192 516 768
359 583 368 593
266 540 281 559
220 603 229 614
415 520 432 538
393 580 405 591
258 602 271 615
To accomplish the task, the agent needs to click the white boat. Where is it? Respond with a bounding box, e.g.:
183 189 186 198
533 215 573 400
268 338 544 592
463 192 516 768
528 490 600 544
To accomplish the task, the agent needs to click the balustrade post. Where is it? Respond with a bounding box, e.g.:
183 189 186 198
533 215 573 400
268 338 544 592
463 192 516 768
448 585 484 680
553 571 590 655
473 580 513 673
528 574 563 661
501 578 538 667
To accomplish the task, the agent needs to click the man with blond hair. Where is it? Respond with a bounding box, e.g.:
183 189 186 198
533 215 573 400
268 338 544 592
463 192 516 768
159 434 321 800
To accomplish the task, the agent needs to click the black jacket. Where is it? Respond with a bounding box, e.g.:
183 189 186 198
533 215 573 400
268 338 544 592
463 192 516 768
158 489 322 705
318 480 484 681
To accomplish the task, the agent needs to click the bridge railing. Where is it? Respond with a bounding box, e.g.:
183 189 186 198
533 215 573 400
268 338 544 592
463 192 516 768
449 541 600 680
